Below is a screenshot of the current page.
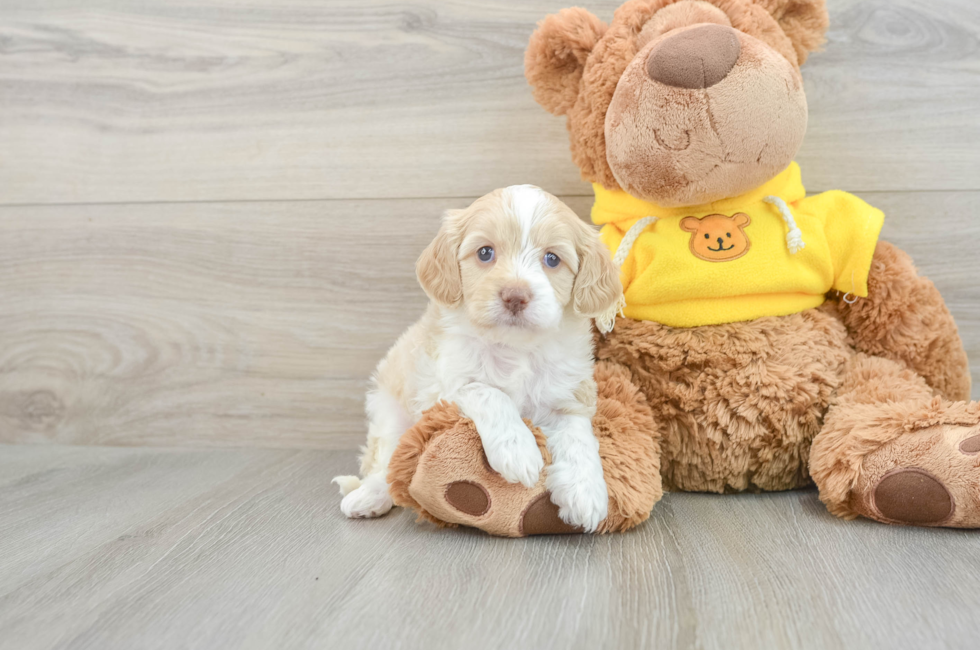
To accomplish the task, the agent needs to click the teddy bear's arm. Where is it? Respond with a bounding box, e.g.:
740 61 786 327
832 240 970 401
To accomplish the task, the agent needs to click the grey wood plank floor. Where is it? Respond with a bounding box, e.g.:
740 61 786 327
2 444 979 650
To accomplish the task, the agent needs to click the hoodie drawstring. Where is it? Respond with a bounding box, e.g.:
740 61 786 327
763 195 806 254
596 216 659 334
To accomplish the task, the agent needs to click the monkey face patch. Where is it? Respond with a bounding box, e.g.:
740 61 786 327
680 213 751 262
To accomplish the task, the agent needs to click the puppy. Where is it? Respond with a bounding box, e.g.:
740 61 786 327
333 185 622 532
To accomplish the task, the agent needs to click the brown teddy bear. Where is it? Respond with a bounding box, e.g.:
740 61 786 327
385 0 980 535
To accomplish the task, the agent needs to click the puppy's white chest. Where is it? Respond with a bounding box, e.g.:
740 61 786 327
480 349 530 396
424 312 593 422
470 343 564 417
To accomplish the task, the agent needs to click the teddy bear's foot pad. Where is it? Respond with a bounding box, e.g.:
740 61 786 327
872 468 953 525
442 482 580 534
960 434 980 454
519 494 582 536
392 414 586 537
857 424 980 527
444 481 490 517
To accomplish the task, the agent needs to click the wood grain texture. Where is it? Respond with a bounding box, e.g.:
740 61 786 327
0 197 452 448
1 191 978 447
0 0 978 205
0 445 978 650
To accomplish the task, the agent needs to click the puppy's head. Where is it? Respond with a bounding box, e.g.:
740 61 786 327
417 185 622 332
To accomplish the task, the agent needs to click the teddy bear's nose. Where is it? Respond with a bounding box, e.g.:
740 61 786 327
646 23 741 89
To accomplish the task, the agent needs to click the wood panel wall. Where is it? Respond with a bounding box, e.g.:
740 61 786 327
1 0 978 447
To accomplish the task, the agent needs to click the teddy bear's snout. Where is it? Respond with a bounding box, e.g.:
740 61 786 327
646 23 741 90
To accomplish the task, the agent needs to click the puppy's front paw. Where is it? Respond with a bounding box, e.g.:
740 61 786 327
340 480 393 519
483 427 544 488
546 461 608 533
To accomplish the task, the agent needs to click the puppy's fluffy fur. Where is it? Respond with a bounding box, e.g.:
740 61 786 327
334 185 622 531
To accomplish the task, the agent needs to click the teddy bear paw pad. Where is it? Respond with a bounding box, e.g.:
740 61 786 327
854 422 980 528
519 493 583 536
444 481 490 517
872 468 953 526
959 434 980 455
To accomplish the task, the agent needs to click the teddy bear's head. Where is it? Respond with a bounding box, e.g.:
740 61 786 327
526 0 829 207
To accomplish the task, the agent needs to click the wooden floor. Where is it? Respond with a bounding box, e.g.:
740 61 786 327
2 0 980 647
2 444 979 650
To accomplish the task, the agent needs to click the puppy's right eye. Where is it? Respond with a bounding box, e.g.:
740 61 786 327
477 246 494 263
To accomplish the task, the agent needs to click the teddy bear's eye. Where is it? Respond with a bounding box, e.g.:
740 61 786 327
726 233 731 238
704 234 710 239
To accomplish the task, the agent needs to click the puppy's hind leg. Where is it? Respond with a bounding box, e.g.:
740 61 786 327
334 387 412 519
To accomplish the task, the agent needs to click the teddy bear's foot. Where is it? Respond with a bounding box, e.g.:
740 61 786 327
847 421 980 527
387 402 580 537
387 360 663 537
422 427 583 537
811 353 980 527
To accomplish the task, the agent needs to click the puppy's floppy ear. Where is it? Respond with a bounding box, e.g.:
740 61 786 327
525 8 607 116
752 0 829 65
572 221 623 320
416 210 464 307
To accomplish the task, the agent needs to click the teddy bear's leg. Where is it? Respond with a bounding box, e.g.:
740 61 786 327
592 360 663 533
386 361 662 537
832 240 971 401
810 353 980 527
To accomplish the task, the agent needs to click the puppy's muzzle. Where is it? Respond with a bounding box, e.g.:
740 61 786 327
500 286 532 315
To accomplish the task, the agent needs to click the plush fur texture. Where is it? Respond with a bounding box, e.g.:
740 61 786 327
596 306 849 492
388 361 663 536
830 241 971 402
603 21 808 204
521 0 978 530
525 0 827 196
525 8 608 116
383 0 977 535
811 354 980 526
754 0 830 64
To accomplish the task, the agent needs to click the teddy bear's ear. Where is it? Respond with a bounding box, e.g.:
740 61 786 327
680 217 701 233
525 8 608 116
752 0 829 65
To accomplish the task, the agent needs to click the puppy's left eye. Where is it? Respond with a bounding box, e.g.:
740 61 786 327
543 252 560 268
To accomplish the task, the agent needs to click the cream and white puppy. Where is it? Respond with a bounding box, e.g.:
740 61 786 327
333 185 622 532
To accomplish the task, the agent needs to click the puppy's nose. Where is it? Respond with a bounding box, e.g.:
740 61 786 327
646 24 741 89
500 286 531 314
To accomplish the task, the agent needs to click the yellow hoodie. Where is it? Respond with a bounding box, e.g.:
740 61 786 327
592 163 884 328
